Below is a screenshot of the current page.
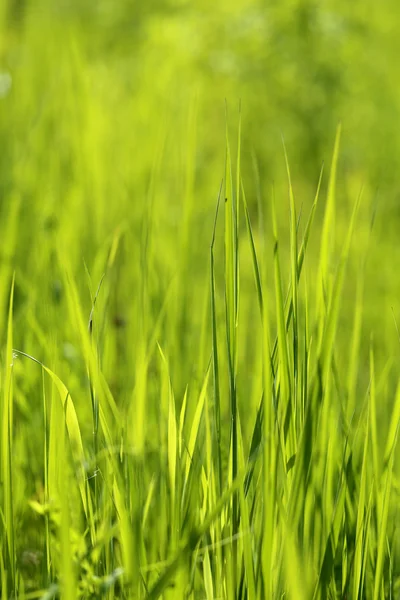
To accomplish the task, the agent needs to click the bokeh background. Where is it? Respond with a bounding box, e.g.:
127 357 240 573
1 0 400 419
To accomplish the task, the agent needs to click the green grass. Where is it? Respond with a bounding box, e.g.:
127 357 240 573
1 3 400 598
1 115 400 598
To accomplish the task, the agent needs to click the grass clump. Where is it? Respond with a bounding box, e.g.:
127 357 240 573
0 117 399 600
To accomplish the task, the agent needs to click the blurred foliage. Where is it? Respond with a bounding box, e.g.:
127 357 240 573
0 0 400 381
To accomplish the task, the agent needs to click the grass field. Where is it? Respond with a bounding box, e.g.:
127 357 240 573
1 2 400 599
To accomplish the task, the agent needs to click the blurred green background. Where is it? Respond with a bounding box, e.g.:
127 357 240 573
1 0 400 406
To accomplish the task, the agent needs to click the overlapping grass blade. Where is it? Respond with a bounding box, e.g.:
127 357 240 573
373 425 398 600
210 182 223 494
352 407 370 599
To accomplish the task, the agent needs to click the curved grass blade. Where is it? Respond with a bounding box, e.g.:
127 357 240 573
12 350 88 517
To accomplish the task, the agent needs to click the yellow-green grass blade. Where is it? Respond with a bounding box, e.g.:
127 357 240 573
203 549 214 600
58 421 77 600
0 548 7 600
347 273 364 419
361 487 374 599
373 424 398 600
142 475 156 533
224 107 235 363
112 475 136 587
157 343 178 544
261 278 276 598
235 103 241 331
271 187 292 452
237 413 256 600
297 164 324 278
369 339 381 519
244 393 264 496
282 139 299 387
14 350 88 518
284 521 310 600
210 182 223 493
316 124 341 321
242 180 263 319
179 386 188 459
384 381 400 467
352 407 370 600
41 369 51 581
300 263 311 428
1 277 15 593
184 364 210 485
0 195 20 344
225 110 239 592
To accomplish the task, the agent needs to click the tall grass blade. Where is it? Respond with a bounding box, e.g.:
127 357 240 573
210 182 223 493
224 107 239 593
1 277 15 594
373 425 398 600
317 125 341 320
352 407 370 599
